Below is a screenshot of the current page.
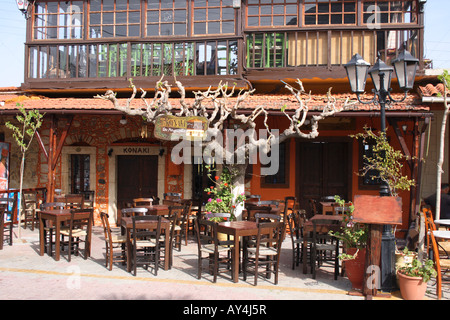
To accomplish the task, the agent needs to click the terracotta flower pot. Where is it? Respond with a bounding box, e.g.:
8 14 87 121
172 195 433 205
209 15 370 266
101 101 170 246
344 247 366 291
397 271 428 300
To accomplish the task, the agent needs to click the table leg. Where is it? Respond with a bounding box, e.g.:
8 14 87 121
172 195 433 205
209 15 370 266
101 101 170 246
39 214 44 256
232 235 240 283
163 226 170 271
54 219 61 261
303 237 307 274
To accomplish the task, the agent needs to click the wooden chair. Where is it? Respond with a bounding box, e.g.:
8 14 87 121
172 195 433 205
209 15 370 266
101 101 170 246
311 218 341 280
133 198 153 207
243 220 285 286
22 190 38 231
122 207 148 217
286 209 311 270
40 202 65 256
174 200 192 248
131 215 162 276
100 212 126 271
308 199 318 218
60 209 93 262
162 206 183 269
194 218 233 283
64 194 84 209
81 190 95 209
430 229 450 299
0 197 16 249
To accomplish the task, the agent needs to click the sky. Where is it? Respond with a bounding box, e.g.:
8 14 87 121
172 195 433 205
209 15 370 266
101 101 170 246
0 0 449 88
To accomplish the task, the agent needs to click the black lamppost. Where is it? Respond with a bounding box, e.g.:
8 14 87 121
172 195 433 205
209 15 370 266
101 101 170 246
344 51 419 292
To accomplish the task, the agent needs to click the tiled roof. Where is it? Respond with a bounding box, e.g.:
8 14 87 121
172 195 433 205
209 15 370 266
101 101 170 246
0 89 429 113
418 83 449 97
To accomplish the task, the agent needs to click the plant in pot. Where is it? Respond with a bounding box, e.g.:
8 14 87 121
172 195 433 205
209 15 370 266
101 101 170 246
203 165 246 223
397 255 436 300
329 195 368 291
351 126 415 197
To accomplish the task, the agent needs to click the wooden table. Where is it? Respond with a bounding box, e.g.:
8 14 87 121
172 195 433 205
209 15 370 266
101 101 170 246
217 220 272 283
38 209 92 261
302 214 343 274
120 216 171 272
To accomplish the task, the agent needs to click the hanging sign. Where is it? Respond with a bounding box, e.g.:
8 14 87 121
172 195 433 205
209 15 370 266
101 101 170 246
154 115 208 141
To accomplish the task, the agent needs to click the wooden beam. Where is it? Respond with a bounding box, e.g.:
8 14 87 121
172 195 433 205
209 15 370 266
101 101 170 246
51 115 73 171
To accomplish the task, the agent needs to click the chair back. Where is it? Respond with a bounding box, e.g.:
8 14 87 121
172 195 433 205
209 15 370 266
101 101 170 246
131 215 162 247
65 194 84 209
195 218 219 248
69 209 93 232
283 196 297 221
40 202 66 211
122 207 148 217
133 198 153 207
255 213 281 223
0 197 16 216
164 192 182 200
205 212 231 220
308 199 318 218
255 220 285 256
100 212 112 245
81 190 95 209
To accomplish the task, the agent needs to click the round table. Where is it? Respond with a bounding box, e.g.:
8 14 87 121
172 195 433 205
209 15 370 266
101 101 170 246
434 219 450 226
432 230 450 240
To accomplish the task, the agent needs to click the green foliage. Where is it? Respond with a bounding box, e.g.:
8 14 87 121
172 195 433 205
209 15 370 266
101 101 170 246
350 127 415 196
329 195 368 257
5 103 44 153
397 256 436 283
438 69 450 90
204 165 246 222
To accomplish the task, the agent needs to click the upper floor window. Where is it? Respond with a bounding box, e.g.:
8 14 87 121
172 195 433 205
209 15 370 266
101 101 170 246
147 0 188 36
246 0 297 28
34 1 84 40
363 1 417 25
89 0 141 38
193 0 235 35
304 0 356 25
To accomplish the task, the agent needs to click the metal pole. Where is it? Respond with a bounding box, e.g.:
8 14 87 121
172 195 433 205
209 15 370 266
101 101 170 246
377 72 396 292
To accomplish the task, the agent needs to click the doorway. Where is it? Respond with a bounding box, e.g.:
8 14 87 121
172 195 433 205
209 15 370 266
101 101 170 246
117 155 158 216
296 139 352 217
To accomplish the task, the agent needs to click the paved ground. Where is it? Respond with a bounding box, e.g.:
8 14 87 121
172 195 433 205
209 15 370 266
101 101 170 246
0 223 446 305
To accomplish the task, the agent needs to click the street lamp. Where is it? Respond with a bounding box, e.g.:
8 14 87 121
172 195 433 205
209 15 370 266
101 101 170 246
344 51 419 292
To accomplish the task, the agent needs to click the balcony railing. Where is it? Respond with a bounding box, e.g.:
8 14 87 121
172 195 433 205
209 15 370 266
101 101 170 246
245 27 421 69
27 39 239 80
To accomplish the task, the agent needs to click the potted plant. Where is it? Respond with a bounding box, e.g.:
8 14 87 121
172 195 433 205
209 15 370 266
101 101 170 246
329 195 368 291
351 127 415 197
204 165 246 223
397 256 436 300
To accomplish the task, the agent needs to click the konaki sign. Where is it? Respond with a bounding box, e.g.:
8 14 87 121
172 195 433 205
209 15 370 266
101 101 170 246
154 115 208 141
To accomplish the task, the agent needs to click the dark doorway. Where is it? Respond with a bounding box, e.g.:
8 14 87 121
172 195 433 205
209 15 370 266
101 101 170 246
117 155 158 220
296 139 352 217
70 154 90 194
192 157 216 210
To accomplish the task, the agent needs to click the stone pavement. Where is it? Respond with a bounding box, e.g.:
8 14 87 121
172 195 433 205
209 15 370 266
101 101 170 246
0 223 445 304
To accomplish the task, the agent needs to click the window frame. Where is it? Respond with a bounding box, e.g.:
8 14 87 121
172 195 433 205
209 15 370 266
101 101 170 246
245 0 299 28
260 140 290 189
303 0 357 26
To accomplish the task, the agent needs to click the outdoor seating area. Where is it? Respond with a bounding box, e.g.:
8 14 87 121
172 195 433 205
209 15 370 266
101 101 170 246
1 191 450 300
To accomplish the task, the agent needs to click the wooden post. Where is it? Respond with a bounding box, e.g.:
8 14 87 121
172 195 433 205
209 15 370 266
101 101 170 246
353 195 403 299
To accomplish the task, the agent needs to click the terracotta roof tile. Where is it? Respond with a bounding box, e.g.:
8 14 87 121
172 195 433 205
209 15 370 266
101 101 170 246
0 92 429 113
419 83 449 97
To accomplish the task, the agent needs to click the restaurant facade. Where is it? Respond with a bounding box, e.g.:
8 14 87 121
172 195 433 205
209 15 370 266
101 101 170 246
0 0 443 236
